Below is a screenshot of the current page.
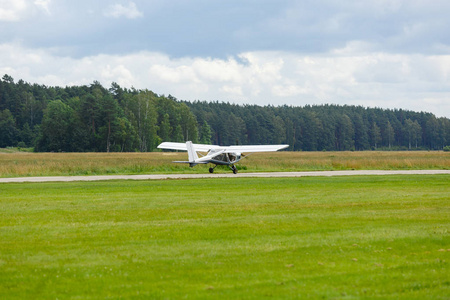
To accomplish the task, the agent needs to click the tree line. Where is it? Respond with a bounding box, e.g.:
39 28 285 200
187 101 450 151
1 75 449 152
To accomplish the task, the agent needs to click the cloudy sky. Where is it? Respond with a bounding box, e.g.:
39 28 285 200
1 0 449 117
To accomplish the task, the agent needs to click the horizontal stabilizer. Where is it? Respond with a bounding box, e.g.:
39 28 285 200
173 161 208 164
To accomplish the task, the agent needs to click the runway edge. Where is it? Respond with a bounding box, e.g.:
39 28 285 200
1 170 449 183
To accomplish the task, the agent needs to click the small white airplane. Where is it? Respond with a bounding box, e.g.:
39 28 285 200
157 141 289 174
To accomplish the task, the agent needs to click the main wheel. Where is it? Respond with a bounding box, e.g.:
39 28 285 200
232 166 237 174
209 167 214 173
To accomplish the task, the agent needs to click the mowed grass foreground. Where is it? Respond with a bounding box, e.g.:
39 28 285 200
1 175 449 299
1 151 449 177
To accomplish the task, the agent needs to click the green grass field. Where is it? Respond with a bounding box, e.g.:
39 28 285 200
1 175 449 299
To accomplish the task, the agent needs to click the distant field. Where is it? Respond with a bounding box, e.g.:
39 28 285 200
0 175 449 299
0 151 449 177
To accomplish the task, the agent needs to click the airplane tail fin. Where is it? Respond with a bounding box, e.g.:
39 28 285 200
186 141 199 166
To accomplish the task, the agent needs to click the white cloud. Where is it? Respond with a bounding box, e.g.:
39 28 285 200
103 2 143 19
34 0 51 15
101 64 134 87
220 85 243 97
0 42 449 117
0 0 27 21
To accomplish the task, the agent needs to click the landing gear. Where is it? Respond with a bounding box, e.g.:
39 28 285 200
209 164 237 174
209 165 217 173
231 165 238 174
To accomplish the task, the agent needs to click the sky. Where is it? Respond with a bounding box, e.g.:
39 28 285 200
1 0 449 117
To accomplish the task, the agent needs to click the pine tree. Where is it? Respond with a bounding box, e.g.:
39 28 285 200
199 120 212 144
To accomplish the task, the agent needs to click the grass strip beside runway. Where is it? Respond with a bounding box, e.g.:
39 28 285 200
0 175 449 299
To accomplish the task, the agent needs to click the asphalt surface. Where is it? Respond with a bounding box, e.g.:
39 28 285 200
1 170 449 183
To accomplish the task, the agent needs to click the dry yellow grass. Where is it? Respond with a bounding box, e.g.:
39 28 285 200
1 151 449 177
0 152 187 177
246 151 450 171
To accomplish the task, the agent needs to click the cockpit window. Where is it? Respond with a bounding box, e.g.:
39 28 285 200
213 153 239 163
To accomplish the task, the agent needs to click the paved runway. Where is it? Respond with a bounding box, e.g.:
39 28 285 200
1 170 449 183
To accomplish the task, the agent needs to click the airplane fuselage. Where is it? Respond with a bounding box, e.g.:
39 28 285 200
208 152 241 166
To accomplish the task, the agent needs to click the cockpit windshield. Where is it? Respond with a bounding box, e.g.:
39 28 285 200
212 153 241 164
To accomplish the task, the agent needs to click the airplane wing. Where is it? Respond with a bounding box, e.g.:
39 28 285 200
158 142 289 153
224 145 289 153
157 142 219 152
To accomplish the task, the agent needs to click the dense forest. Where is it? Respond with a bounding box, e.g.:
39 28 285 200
1 74 449 152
